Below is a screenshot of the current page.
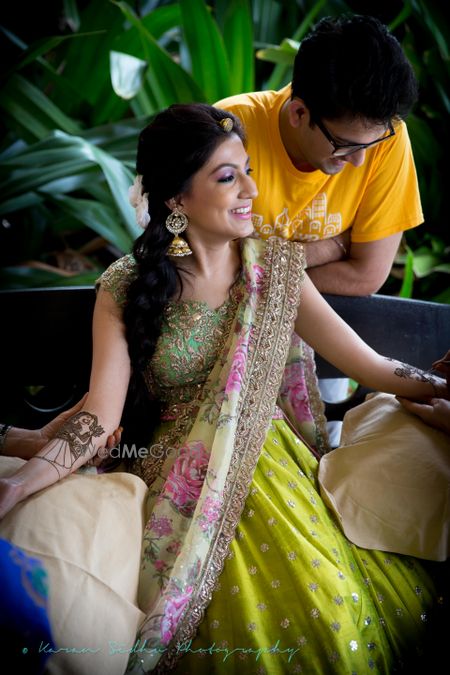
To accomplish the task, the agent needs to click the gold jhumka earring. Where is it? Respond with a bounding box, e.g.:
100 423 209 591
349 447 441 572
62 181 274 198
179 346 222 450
165 207 192 257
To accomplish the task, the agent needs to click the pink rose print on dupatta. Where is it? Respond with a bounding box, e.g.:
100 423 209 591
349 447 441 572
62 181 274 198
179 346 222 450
161 585 193 645
147 513 173 537
225 334 249 395
197 494 223 538
280 361 314 423
166 540 182 556
152 558 171 589
154 559 168 572
246 263 265 296
163 441 209 516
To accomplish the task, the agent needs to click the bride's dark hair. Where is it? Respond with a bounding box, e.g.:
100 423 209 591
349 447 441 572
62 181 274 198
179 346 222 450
121 104 245 447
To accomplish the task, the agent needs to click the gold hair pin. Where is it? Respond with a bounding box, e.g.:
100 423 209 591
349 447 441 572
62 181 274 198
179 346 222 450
220 118 233 133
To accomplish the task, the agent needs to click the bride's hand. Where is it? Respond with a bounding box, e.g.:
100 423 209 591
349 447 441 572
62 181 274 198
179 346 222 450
38 393 89 446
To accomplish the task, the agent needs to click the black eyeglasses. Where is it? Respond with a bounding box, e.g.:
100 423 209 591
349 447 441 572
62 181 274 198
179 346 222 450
315 118 395 157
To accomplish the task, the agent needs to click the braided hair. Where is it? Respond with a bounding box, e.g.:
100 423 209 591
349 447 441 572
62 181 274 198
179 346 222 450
121 104 245 448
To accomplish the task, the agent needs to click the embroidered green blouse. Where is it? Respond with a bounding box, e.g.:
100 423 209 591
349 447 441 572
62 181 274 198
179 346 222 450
97 254 244 414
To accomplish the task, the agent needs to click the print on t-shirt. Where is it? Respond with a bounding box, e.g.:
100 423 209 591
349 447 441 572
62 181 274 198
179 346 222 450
253 192 342 241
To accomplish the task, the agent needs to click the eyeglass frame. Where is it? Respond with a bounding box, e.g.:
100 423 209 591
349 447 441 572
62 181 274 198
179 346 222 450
314 118 396 157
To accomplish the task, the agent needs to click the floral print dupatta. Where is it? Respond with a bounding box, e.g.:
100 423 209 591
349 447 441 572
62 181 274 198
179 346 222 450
128 237 319 673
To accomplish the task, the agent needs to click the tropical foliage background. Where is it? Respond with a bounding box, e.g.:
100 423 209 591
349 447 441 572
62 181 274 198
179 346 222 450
1 0 449 301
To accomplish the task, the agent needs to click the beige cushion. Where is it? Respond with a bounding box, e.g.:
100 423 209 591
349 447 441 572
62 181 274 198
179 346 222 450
318 393 450 561
0 457 147 675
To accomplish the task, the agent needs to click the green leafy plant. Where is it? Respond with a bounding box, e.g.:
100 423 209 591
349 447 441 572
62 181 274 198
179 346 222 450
1 0 448 301
0 0 255 287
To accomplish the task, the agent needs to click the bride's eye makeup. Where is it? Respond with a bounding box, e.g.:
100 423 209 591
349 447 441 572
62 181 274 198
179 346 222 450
217 173 235 183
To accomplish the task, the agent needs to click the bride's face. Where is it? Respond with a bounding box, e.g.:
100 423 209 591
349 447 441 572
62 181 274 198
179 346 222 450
179 134 258 244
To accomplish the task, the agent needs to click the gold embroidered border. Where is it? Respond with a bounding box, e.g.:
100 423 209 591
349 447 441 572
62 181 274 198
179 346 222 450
303 341 331 456
156 238 306 672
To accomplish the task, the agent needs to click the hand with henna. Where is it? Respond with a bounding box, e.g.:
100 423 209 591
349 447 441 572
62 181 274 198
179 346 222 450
397 349 450 436
0 401 123 519
1 394 122 460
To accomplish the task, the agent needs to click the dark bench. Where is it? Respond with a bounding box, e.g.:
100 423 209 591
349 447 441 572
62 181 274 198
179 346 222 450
1 287 449 428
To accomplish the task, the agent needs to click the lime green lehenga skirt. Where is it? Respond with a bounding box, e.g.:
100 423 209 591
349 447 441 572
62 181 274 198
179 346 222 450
171 419 444 674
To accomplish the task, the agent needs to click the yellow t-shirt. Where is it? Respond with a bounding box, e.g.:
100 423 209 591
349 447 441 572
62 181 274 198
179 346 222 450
216 85 423 243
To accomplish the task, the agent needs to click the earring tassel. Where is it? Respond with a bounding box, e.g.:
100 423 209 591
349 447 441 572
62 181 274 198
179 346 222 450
167 235 192 257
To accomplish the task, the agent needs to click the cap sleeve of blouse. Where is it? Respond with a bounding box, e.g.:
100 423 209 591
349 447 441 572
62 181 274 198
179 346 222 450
95 254 138 308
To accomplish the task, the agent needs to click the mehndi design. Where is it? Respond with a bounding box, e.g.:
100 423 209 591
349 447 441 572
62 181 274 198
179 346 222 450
32 411 105 477
385 357 441 396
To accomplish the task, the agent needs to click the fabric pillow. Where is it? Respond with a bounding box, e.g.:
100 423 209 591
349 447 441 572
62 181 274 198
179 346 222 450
0 457 147 675
318 393 450 561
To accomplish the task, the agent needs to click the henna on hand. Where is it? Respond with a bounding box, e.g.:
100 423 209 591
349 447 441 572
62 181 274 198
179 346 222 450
31 411 105 478
384 358 442 396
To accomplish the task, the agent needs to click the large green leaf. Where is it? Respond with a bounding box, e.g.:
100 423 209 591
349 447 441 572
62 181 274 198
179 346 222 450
40 175 99 196
53 195 134 252
1 74 82 141
59 0 124 107
114 1 205 109
411 247 450 278
1 117 141 172
223 0 254 94
57 0 185 125
1 143 94 169
0 267 101 289
81 117 144 157
63 0 81 32
258 38 298 92
0 135 96 201
0 193 44 214
130 87 161 118
251 0 282 44
179 0 231 102
389 0 413 31
1 160 94 203
0 27 96 115
114 3 182 50
412 0 449 61
0 33 68 79
94 4 184 117
257 39 299 66
0 131 139 241
0 28 105 80
69 135 139 240
292 0 330 42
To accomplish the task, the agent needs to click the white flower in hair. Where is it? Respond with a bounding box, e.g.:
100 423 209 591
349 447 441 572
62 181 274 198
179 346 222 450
128 174 151 229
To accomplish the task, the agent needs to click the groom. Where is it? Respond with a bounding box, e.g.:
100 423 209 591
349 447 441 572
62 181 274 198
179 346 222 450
217 14 421 298
217 14 422 429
